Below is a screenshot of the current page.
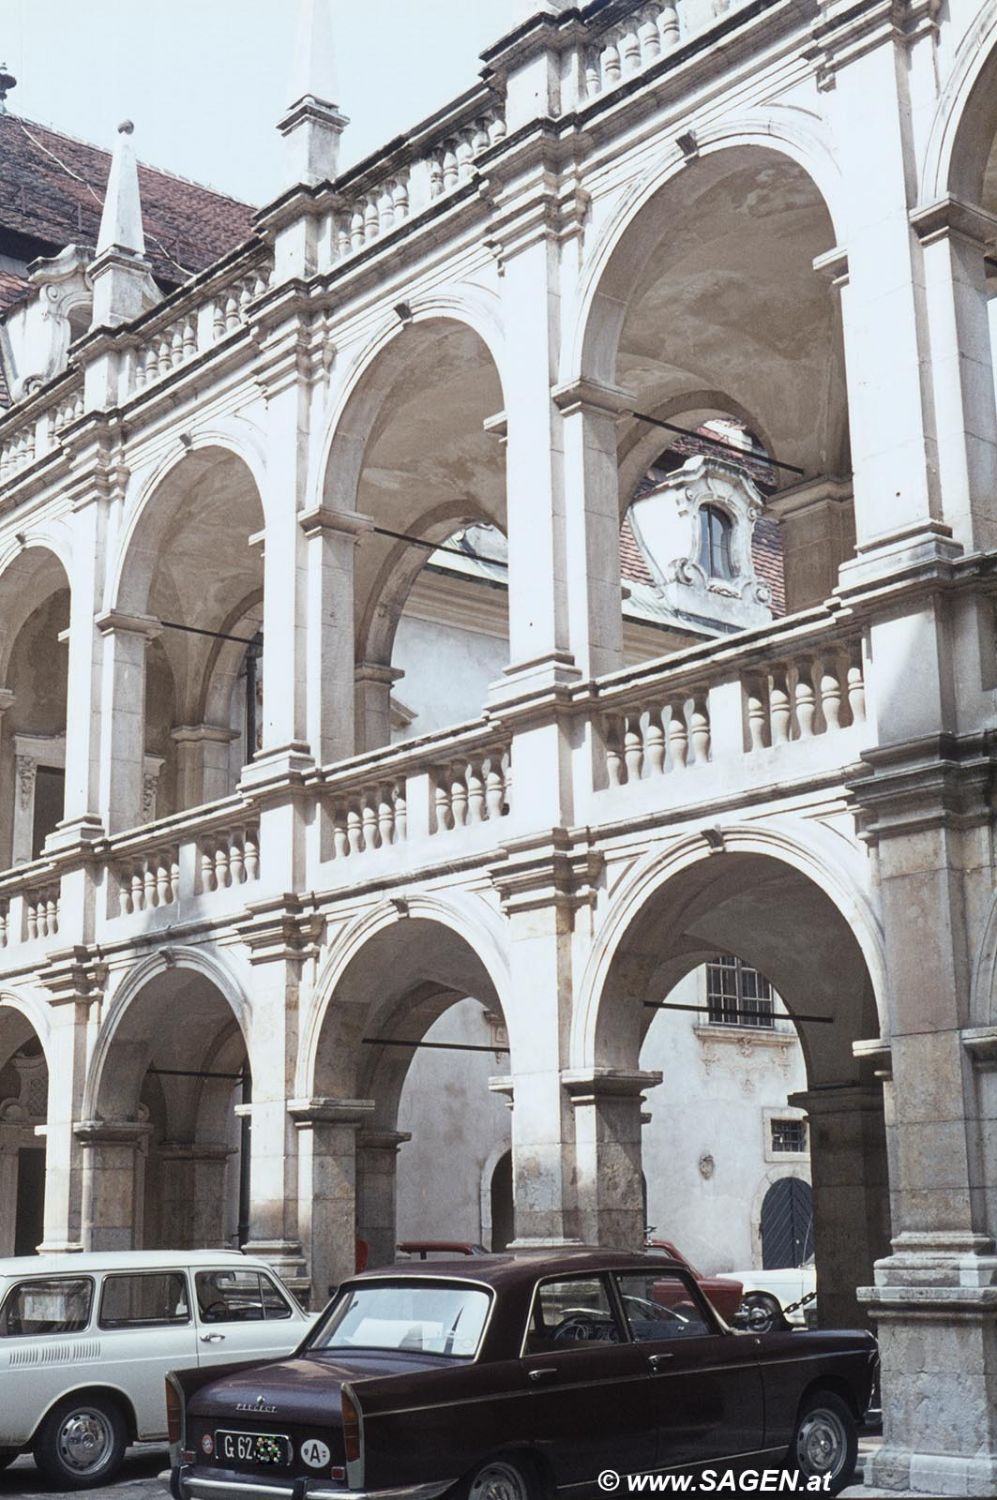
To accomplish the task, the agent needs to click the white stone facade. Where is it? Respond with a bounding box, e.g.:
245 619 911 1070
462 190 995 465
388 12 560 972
0 0 995 1492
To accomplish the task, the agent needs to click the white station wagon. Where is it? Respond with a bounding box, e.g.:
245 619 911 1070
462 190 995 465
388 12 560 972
0 1249 314 1488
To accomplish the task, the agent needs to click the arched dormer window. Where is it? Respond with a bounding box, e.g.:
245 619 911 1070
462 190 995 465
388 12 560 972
698 504 735 580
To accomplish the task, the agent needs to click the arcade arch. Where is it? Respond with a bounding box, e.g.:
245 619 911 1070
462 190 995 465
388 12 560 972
0 998 49 1256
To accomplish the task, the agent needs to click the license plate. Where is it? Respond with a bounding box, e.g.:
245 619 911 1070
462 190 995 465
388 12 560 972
216 1430 292 1467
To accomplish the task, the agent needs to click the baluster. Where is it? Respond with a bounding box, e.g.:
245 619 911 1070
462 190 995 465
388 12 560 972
337 223 351 259
795 661 817 739
584 48 601 96
130 867 144 912
156 857 172 905
214 845 230 890
333 813 349 859
429 157 444 198
158 335 172 376
362 796 380 850
213 299 226 340
225 294 241 333
621 22 641 70
502 752 512 813
201 849 216 892
484 759 505 820
183 316 197 360
26 899 38 942
244 833 260 881
819 657 842 732
690 698 711 764
170 323 184 367
170 858 180 903
457 133 475 181
47 896 59 936
346 806 364 855
350 207 366 251
378 186 394 233
119 871 133 917
745 678 768 751
605 717 624 788
393 785 408 841
847 656 866 725
487 113 506 145
467 760 486 824
472 120 490 157
668 700 689 769
602 33 622 85
239 279 253 315
660 1 680 46
442 145 459 191
230 838 245 885
144 862 158 909
363 197 379 242
639 5 662 61
769 669 792 746
392 177 409 221
378 789 395 847
435 779 454 833
645 707 666 776
623 713 644 783
451 764 469 828
0 906 6 947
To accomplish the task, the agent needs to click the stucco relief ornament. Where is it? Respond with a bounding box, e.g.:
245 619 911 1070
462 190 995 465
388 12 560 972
698 1152 715 1179
736 1035 755 1058
16 755 36 811
142 774 158 822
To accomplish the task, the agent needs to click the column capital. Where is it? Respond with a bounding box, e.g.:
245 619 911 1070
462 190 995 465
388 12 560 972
551 377 633 420
299 506 374 540
787 1082 885 1115
74 1118 152 1147
354 660 405 688
95 608 162 640
561 1067 662 1103
288 1097 376 1128
910 196 997 251
170 723 239 746
0 687 15 717
357 1128 412 1154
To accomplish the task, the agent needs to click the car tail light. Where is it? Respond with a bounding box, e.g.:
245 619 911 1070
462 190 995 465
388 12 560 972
166 1376 183 1446
341 1388 361 1464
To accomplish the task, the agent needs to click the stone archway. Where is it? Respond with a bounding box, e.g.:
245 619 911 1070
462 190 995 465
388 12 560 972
0 998 49 1256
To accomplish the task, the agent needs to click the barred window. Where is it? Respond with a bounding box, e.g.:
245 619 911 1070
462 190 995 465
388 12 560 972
771 1118 808 1154
706 956 775 1027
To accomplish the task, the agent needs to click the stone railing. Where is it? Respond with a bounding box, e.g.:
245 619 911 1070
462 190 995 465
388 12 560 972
427 111 506 200
582 0 753 99
49 382 85 435
0 424 36 484
197 824 261 893
0 899 7 949
588 613 869 800
128 257 273 399
24 881 60 942
114 841 181 916
430 746 512 831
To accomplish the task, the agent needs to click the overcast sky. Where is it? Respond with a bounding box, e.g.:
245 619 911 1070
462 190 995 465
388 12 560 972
3 1 527 204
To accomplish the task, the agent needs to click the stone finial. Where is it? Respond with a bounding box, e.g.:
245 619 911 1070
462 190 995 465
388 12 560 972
278 0 349 189
89 120 160 328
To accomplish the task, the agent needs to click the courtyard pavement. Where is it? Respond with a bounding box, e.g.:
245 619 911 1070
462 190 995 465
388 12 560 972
0 1448 168 1500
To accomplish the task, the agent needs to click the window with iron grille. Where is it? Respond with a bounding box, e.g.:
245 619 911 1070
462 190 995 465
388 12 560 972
706 955 775 1027
771 1118 808 1154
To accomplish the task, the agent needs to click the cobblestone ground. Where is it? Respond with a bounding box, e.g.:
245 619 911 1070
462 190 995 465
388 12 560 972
0 1448 168 1500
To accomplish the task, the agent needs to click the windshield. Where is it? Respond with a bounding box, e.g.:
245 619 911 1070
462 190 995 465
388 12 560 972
311 1281 491 1359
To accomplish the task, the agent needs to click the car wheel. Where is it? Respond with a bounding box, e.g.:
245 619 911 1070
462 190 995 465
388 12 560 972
0 1449 18 1470
741 1291 783 1332
793 1390 857 1495
33 1394 127 1489
463 1457 536 1500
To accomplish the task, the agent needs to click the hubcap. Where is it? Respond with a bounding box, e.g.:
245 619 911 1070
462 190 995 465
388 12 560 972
468 1461 529 1500
57 1409 114 1475
796 1408 847 1479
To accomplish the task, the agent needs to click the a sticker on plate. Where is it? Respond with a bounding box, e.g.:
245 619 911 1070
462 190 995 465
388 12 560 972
200 1435 214 1456
301 1439 332 1470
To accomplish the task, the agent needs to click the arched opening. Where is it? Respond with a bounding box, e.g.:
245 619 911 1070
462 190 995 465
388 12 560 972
0 1000 48 1256
112 448 266 823
589 845 887 1329
323 318 507 753
489 1149 514 1253
85 965 250 1252
309 913 511 1294
760 1176 813 1270
580 145 852 653
0 547 71 868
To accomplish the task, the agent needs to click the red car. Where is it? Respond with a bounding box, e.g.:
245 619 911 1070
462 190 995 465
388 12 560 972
646 1238 743 1322
395 1240 488 1259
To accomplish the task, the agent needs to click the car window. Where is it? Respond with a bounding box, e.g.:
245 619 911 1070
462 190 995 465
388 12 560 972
313 1281 490 1358
0 1277 94 1337
196 1269 292 1323
525 1275 622 1354
615 1271 714 1341
99 1272 190 1328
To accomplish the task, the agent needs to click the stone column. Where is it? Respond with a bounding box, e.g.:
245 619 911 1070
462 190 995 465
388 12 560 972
356 1128 411 1270
300 507 371 766
95 610 161 835
564 1069 661 1250
910 198 997 554
787 1083 890 1331
157 1143 234 1248
765 478 855 612
171 725 238 809
11 752 36 864
76 1119 151 1250
354 663 403 754
36 970 100 1255
292 1098 375 1303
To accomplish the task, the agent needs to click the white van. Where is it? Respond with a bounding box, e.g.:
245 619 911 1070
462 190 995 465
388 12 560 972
0 1250 314 1488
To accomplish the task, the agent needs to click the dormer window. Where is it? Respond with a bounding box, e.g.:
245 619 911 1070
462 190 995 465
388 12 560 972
698 503 734 580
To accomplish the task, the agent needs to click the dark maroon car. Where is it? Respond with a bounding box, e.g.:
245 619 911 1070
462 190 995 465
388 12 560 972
167 1249 877 1500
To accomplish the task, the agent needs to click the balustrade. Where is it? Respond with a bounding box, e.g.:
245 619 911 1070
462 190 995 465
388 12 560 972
25 883 60 942
431 747 511 832
327 780 407 860
198 825 260 892
585 3 682 95
115 845 180 915
427 113 505 199
0 900 7 948
0 424 36 483
50 384 84 434
135 312 198 388
211 264 272 341
742 646 865 751
603 693 709 787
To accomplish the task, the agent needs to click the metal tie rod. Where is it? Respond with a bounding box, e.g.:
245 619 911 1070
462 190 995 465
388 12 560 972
643 1000 834 1025
361 1037 510 1055
629 410 806 477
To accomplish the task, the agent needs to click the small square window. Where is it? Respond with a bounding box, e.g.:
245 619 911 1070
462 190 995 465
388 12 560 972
771 1118 807 1154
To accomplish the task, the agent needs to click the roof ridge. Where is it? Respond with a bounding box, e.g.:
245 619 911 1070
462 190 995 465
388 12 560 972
5 110 254 210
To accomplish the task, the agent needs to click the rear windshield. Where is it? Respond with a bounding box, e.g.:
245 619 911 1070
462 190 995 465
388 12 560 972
312 1281 490 1359
0 1277 94 1337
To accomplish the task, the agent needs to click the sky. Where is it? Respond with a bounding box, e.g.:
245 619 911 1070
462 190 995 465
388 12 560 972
2 1 529 205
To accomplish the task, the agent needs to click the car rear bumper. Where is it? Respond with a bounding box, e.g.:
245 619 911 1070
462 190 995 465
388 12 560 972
171 1465 456 1500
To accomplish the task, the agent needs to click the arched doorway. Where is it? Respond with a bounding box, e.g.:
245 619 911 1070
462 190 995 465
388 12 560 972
0 1001 48 1256
489 1149 513 1253
760 1177 813 1270
83 961 250 1251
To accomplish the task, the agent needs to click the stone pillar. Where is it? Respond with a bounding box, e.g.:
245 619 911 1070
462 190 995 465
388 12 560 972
157 1143 234 1248
171 725 238 809
55 497 110 848
36 972 99 1255
564 1070 661 1250
766 478 855 612
292 1098 375 1303
300 508 370 767
95 610 161 835
356 1128 410 1270
910 198 997 554
11 752 36 864
787 1083 890 1331
76 1120 151 1250
354 662 403 754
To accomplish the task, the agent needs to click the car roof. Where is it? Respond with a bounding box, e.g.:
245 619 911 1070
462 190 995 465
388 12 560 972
0 1249 252 1278
353 1246 685 1288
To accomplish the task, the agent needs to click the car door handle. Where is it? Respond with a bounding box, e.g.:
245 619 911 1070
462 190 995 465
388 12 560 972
528 1367 559 1385
200 1333 226 1343
647 1353 674 1372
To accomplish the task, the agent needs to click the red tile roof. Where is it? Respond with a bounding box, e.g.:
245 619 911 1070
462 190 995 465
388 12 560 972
0 112 255 291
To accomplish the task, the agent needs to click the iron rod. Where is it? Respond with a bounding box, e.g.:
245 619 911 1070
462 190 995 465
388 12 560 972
369 524 509 569
147 1065 247 1080
361 1037 510 1054
642 1000 834 1025
629 410 805 477
158 619 263 647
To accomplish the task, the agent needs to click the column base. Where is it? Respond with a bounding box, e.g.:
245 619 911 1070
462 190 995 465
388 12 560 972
43 815 105 855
